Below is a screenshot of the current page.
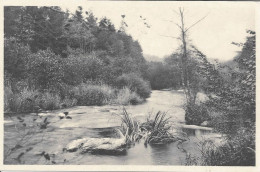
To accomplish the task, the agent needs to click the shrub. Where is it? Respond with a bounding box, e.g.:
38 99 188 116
146 61 182 90
71 84 115 106
185 124 255 166
4 37 31 80
4 86 19 112
63 54 104 85
114 87 143 105
37 92 61 110
61 97 78 108
115 73 151 99
4 86 77 112
4 87 40 112
185 103 211 126
4 86 13 112
26 49 64 90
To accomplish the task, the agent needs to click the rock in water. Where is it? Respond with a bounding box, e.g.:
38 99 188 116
64 129 127 155
58 113 65 119
65 138 89 152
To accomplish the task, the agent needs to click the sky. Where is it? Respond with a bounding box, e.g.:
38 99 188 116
61 1 255 62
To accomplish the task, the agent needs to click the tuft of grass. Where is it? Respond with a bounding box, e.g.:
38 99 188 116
118 107 142 145
37 92 61 110
4 86 16 112
113 87 143 105
4 87 39 112
117 109 187 146
71 84 115 106
141 111 183 145
4 86 77 113
61 97 78 108
115 73 151 99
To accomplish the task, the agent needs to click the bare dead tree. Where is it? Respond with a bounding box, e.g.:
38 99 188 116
164 7 209 105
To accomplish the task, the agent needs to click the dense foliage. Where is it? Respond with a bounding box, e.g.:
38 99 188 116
184 31 256 166
4 6 151 112
146 59 182 90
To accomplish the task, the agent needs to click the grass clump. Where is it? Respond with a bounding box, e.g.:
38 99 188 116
118 108 143 145
4 86 76 113
4 87 40 112
4 83 146 113
141 111 186 145
118 108 186 146
115 73 151 99
114 87 143 105
37 92 61 110
71 83 115 106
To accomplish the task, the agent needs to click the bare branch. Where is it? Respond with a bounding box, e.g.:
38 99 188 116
159 34 179 39
162 19 182 30
163 19 174 23
185 12 210 32
175 23 182 30
172 9 179 16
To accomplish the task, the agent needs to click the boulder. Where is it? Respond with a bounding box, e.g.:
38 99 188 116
64 129 127 155
65 138 88 152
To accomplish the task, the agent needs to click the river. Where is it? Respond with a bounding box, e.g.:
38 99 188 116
4 90 203 165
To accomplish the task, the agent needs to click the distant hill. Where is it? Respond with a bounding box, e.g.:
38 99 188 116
144 54 163 62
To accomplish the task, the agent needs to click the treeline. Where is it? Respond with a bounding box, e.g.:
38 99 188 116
4 6 152 112
182 31 256 166
145 54 182 90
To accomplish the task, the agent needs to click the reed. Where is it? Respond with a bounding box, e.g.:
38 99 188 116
118 109 187 146
118 107 142 145
141 111 180 145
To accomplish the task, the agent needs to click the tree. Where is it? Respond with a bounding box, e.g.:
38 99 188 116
173 8 209 105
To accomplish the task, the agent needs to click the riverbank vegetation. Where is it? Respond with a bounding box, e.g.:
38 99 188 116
4 6 151 113
177 27 256 165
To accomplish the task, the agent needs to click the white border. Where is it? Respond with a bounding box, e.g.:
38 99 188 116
0 1 259 171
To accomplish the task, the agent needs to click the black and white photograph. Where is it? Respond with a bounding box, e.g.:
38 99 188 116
2 0 258 169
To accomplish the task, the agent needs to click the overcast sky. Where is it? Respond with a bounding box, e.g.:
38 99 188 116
61 1 255 62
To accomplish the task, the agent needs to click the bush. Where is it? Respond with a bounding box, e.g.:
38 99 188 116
4 86 14 112
4 86 78 112
26 49 64 90
61 97 78 108
63 54 104 85
114 87 143 105
185 103 211 126
71 84 115 106
115 73 151 99
4 37 31 80
186 124 255 166
146 61 181 90
4 86 20 112
37 92 61 110
4 87 40 113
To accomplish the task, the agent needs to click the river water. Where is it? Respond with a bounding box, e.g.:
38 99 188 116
4 90 203 165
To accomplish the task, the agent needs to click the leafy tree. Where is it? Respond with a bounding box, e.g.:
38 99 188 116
146 61 181 90
26 49 64 90
4 37 31 81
